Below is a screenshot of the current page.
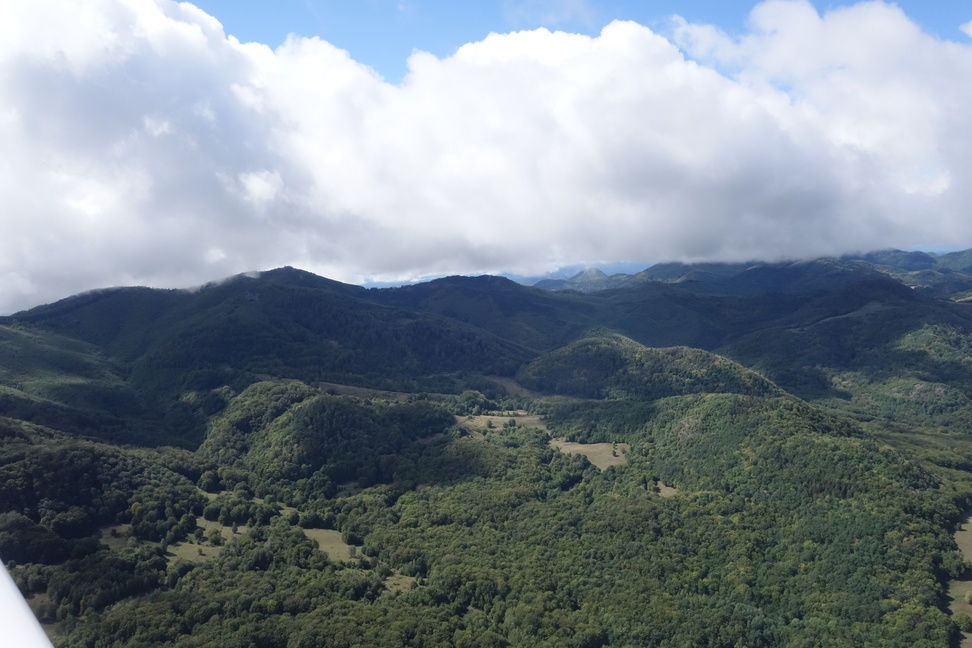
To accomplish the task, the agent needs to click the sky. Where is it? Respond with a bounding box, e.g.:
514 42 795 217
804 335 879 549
190 1 972 83
1 0 972 313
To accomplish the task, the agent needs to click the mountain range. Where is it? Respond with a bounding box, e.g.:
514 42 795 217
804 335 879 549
4 250 972 646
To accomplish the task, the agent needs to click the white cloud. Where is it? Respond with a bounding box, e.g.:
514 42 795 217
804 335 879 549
1 0 972 313
238 170 283 207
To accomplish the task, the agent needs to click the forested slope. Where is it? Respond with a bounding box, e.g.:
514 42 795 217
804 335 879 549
3 254 972 646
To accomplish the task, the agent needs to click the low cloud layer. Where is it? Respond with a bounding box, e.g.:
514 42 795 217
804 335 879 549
1 0 971 312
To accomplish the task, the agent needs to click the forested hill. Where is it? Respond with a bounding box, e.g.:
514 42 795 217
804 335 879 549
4 253 972 646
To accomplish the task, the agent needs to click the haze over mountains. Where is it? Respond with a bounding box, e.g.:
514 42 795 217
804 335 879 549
5 249 972 646
533 249 972 295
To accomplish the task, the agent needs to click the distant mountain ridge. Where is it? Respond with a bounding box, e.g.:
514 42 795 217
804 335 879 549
533 248 972 299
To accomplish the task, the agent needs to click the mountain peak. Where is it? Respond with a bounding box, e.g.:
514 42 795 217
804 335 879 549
569 267 609 282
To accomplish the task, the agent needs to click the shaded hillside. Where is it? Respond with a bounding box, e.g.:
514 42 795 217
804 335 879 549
370 274 602 352
8 270 533 400
373 272 809 353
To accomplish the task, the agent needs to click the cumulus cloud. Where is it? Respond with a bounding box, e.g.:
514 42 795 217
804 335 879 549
1 0 971 313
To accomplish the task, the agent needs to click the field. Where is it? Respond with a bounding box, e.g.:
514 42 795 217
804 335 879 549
548 438 630 470
303 528 356 562
656 480 678 497
382 572 417 595
166 539 220 563
457 411 551 432
167 519 249 564
951 514 972 647
457 412 634 470
98 524 132 551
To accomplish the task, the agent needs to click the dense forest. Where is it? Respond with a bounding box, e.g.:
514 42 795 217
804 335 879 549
5 252 972 646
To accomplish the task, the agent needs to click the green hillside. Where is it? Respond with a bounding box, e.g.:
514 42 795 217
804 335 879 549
0 324 179 446
518 334 783 400
4 254 972 646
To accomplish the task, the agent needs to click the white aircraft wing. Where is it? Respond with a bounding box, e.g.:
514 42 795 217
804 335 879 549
0 561 54 648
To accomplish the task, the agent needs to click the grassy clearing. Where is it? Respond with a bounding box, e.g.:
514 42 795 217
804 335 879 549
549 438 630 470
458 413 634 471
950 514 972 647
457 411 550 433
27 592 60 639
97 519 242 565
950 579 972 615
166 539 220 563
956 518 972 559
949 580 972 648
304 528 355 561
196 517 248 542
383 571 416 595
98 524 132 551
656 480 678 497
165 519 248 564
